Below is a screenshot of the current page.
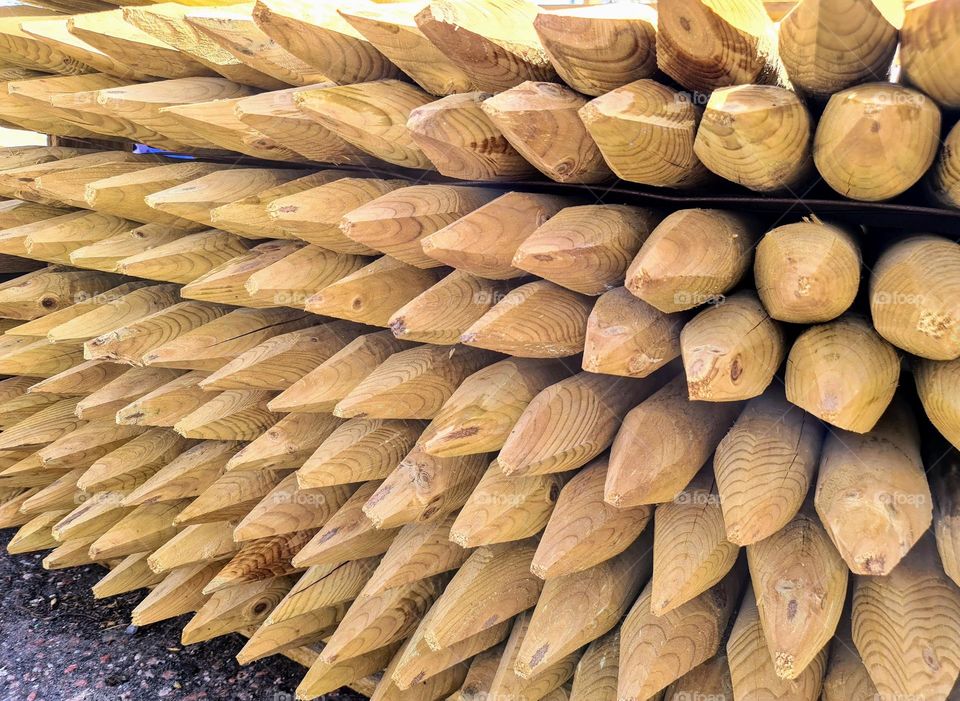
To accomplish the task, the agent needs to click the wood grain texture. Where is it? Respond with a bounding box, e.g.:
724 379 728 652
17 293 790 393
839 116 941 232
695 84 813 192
778 0 900 99
579 79 711 188
652 466 740 615
500 370 669 477
533 3 657 96
607 375 743 507
115 370 211 428
514 205 660 296
226 412 343 472
870 235 960 361
583 287 688 379
727 588 827 701
124 439 237 509
747 502 847 680
421 191 568 279
297 417 425 489
755 217 861 323
481 81 610 183
414 0 556 92
714 387 824 546
406 93 535 181
656 0 786 92
625 208 760 313
336 345 497 420
814 83 941 201
174 469 284 527
900 0 960 108
619 562 745 701
815 401 932 576
270 331 412 414
785 315 899 433
419 357 568 457
680 290 786 401
293 80 434 169
852 534 960 701
117 229 252 285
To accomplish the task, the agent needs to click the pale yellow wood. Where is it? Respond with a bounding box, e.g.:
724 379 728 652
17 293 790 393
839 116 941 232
900 0 960 108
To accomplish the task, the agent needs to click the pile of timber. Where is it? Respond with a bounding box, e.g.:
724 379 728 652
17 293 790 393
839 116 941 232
0 1 958 701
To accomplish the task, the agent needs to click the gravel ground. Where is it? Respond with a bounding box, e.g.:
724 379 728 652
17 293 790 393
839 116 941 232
0 530 365 701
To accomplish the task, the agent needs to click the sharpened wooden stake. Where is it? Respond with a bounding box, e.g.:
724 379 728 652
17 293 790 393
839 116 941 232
481 81 611 183
419 357 568 457
871 235 960 361
319 574 448 664
450 459 567 547
182 576 293 646
305 257 446 327
785 314 899 433
185 5 331 87
267 174 403 253
405 93 535 181
115 370 211 428
421 191 567 279
363 514 468 595
461 281 592 358
292 480 399 567
513 205 660 296
37 419 142 470
142 308 315 372
900 0 960 109
533 3 657 97
204 529 317 593
78 428 191 493
727 588 828 701
583 287 687 378
294 80 434 169
233 473 351 541
297 418 424 489
821 614 878 701
67 10 216 80
652 466 740 615
656 0 786 92
226 412 342 472
748 502 847 680
252 0 400 83
755 217 861 323
852 534 960 701
85 161 227 229
124 440 238 508
533 457 652 580
422 538 543 651
389 270 514 346
0 397 83 451
414 0 556 92
175 389 280 441
778 0 900 99
84 301 229 365
201 322 363 392
340 184 500 269
0 267 124 321
680 290 786 401
244 245 369 309
663 652 734 701
916 357 960 452
147 521 240 574
579 79 711 188
117 229 252 285
814 83 941 201
517 535 651 678
270 331 411 414
625 208 760 313
131 561 221 626
488 612 579 701
569 630 619 701
173 468 285 526
70 224 186 273
335 345 497 420
339 2 473 95
607 374 741 506
931 121 960 209
89 499 189 560
619 562 745 701
298 643 402 700
146 167 302 230
500 370 670 476
362 447 489 528
815 400 932 576
714 387 825 546
694 84 813 192
28 359 127 397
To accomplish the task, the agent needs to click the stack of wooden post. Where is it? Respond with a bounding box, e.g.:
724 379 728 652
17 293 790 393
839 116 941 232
0 1 958 700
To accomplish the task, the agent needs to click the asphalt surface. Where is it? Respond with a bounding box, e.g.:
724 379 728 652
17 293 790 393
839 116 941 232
0 529 364 701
